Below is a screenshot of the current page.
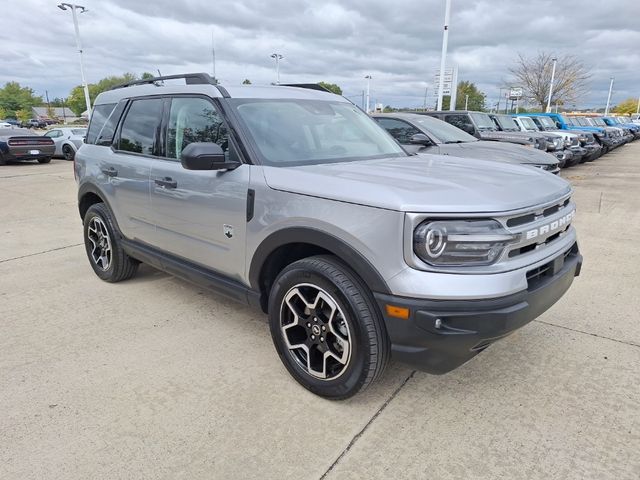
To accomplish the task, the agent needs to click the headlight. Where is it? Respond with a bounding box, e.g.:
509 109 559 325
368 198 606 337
413 219 519 267
564 137 572 147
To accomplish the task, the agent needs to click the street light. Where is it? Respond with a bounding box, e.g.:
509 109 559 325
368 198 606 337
270 53 283 84
364 75 372 113
464 94 469 111
546 57 557 113
605 77 615 115
58 3 91 116
436 0 452 111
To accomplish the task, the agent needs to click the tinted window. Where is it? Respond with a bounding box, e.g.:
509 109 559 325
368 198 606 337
445 114 475 134
118 99 163 155
86 103 116 144
166 97 228 160
412 115 478 143
375 118 421 143
96 101 126 146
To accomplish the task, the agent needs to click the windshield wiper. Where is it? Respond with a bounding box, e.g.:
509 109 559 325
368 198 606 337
444 140 466 144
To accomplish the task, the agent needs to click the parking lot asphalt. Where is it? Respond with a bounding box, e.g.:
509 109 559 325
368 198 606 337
1 147 639 480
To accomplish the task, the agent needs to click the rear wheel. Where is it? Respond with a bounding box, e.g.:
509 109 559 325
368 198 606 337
83 203 139 282
62 144 75 161
37 157 51 164
268 255 389 399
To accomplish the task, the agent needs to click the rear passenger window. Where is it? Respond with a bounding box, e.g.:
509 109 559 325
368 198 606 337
118 98 163 155
86 103 115 144
166 97 229 160
445 114 475 134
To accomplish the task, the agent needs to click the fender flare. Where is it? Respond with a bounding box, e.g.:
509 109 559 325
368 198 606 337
248 227 391 295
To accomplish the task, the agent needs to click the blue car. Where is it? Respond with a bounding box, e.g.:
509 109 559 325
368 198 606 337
520 113 616 153
603 116 640 140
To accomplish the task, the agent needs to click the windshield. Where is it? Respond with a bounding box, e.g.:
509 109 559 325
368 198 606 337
618 116 631 123
592 118 607 126
470 113 496 130
495 115 519 131
520 117 539 130
230 99 405 166
412 115 477 143
536 116 556 129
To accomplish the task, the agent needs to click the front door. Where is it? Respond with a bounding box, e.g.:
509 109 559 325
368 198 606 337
149 96 249 280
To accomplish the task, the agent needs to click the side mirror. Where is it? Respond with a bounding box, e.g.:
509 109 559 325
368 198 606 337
180 142 239 171
409 133 432 146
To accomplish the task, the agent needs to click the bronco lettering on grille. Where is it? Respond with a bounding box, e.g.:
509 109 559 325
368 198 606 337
525 211 575 240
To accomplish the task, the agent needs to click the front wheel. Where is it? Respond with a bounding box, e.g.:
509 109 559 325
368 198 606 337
62 144 75 161
268 255 390 399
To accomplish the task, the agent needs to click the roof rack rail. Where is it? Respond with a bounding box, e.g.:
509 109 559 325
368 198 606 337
110 72 216 91
280 83 332 93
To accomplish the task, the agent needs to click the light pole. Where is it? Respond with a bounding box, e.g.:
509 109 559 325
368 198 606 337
365 75 372 113
270 53 283 84
436 0 452 111
546 57 557 113
464 94 469 111
605 77 615 115
636 96 640 115
58 3 91 116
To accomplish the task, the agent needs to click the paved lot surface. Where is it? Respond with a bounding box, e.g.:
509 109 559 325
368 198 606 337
1 147 639 480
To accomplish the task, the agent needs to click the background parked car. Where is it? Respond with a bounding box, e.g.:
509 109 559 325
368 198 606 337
0 121 13 128
20 118 47 129
373 113 560 173
0 128 55 165
44 127 87 160
1 118 20 127
415 110 547 150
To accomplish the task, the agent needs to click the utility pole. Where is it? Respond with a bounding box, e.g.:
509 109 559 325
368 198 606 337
636 96 640 115
436 0 452 111
605 77 614 115
546 57 557 113
365 75 372 113
58 3 91 116
423 87 428 111
211 32 216 81
464 94 469 111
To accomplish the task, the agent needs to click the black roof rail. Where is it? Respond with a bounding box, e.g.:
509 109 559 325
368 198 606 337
280 83 332 93
109 72 217 91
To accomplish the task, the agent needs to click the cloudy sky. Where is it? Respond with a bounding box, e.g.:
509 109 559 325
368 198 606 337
1 0 639 109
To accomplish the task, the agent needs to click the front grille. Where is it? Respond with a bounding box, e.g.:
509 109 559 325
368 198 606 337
507 198 570 228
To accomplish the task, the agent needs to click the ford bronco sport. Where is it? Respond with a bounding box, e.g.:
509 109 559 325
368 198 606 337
75 73 582 399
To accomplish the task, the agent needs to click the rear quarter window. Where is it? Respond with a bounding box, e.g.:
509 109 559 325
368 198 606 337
86 103 116 144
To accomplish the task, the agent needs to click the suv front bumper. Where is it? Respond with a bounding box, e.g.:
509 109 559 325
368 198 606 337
374 244 582 374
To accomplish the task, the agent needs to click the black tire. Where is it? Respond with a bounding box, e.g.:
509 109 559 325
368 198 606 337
268 255 390 399
83 203 139 282
62 144 75 161
37 157 52 164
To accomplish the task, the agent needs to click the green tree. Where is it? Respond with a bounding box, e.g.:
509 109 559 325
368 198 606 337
15 108 32 122
383 105 394 113
442 81 486 111
0 106 7 120
613 98 640 115
0 82 42 117
141 72 155 80
67 73 138 115
318 82 342 95
242 79 252 85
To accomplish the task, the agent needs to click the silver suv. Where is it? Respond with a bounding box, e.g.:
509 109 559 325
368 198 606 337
75 73 582 399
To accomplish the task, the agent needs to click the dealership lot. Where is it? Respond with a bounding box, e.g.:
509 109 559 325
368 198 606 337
1 148 639 479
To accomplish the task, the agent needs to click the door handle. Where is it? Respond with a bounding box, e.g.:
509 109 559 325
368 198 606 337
155 177 177 189
101 167 118 177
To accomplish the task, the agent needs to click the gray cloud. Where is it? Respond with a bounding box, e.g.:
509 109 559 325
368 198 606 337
0 0 638 109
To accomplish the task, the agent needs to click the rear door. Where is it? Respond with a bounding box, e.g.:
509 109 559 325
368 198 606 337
148 95 250 279
100 98 162 244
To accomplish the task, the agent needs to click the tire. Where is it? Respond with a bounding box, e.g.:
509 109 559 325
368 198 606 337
37 157 52 164
268 255 390 399
62 144 75 161
83 203 139 282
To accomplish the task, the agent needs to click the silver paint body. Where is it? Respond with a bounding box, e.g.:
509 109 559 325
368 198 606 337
76 83 577 301
44 127 86 156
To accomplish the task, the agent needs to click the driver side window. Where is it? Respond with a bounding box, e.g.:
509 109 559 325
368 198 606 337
166 97 230 160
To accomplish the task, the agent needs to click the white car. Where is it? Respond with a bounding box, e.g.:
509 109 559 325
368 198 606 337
44 127 87 160
0 122 12 128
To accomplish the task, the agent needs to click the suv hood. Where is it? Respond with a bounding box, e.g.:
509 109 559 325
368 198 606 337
262 155 571 213
439 141 558 165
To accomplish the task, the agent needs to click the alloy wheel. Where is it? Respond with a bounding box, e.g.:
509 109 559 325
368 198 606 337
86 216 112 271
